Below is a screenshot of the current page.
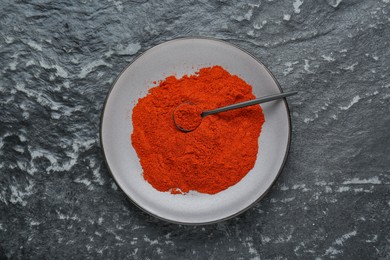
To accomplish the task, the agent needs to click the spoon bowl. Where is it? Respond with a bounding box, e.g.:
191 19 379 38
172 103 203 132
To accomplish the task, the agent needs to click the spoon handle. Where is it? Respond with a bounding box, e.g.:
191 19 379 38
201 91 298 117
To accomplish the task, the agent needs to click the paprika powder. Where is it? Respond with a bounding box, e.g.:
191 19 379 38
131 66 265 194
173 103 202 131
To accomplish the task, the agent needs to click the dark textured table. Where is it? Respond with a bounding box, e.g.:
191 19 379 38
1 0 390 259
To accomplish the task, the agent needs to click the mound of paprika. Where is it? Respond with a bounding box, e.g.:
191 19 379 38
131 66 265 194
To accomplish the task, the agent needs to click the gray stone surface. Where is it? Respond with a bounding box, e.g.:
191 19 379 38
1 0 389 259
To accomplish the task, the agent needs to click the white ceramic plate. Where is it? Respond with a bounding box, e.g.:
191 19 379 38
100 37 291 224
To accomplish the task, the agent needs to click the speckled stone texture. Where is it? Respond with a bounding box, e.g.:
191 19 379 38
1 0 389 259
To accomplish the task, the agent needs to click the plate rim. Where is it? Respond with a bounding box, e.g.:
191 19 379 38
99 36 292 225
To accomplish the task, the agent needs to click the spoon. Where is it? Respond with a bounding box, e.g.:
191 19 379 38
173 91 297 132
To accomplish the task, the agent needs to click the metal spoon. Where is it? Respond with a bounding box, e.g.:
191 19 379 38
173 91 298 132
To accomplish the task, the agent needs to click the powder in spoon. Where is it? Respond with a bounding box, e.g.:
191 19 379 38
131 65 265 194
173 103 202 131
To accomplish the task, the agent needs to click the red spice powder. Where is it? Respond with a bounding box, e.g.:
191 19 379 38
131 66 265 194
173 103 202 131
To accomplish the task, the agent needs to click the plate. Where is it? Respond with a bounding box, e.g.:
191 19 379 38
100 37 291 224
